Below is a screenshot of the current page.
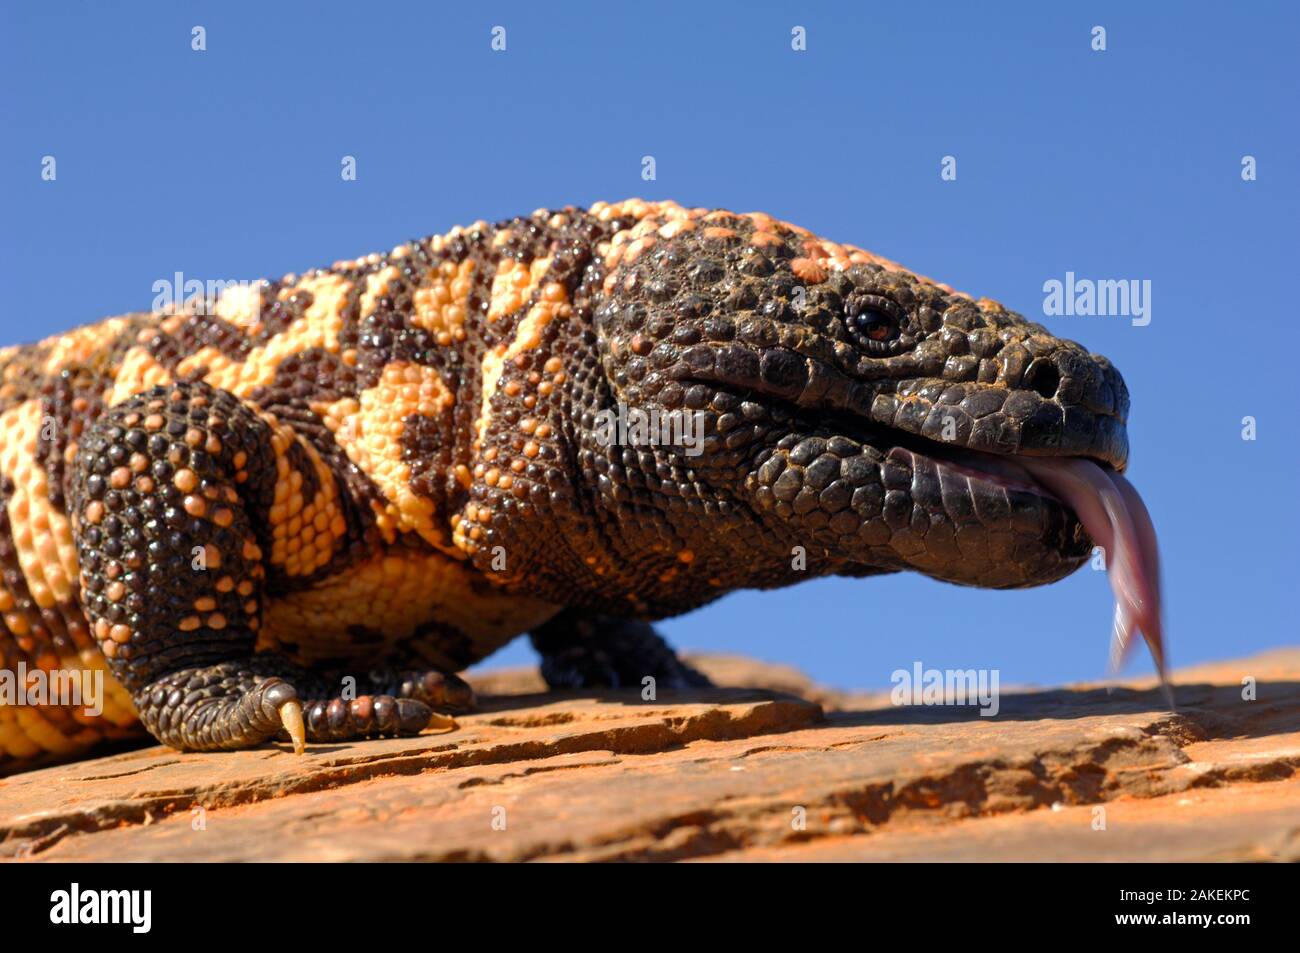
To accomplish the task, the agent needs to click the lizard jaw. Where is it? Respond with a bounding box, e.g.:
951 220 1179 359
876 433 1167 693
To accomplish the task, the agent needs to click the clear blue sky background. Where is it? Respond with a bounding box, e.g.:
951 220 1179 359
2 2 1296 690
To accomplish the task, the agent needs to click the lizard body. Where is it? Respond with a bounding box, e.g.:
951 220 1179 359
0 199 1146 771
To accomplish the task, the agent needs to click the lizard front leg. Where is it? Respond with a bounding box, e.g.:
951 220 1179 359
70 381 438 753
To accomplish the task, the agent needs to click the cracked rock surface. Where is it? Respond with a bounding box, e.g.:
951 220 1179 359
1 649 1297 862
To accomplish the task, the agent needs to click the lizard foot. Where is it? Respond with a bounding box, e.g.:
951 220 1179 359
137 658 443 754
530 610 712 691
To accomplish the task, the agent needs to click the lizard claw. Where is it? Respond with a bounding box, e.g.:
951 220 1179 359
278 698 306 754
425 712 459 734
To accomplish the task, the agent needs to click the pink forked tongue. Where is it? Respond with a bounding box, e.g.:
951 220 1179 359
1016 457 1172 707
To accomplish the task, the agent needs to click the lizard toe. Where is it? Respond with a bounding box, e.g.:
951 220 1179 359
300 694 455 742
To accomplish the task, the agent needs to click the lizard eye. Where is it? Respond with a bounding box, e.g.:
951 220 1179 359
845 294 905 350
855 309 896 341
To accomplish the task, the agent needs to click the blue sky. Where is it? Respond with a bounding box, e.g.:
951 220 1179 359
3 2 1296 690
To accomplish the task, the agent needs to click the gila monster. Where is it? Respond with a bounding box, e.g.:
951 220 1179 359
0 199 1164 772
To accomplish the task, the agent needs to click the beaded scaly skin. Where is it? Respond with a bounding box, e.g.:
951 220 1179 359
0 200 1130 771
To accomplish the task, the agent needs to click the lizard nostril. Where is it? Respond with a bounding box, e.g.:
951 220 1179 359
1024 361 1061 399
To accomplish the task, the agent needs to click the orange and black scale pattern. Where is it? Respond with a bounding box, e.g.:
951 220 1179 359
0 199 1129 770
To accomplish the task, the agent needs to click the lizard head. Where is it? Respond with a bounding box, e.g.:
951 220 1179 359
589 200 1152 607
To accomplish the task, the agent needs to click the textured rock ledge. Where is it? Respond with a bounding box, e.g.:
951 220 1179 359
1 649 1297 862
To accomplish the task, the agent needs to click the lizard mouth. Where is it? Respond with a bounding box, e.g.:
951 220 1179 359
853 419 1165 680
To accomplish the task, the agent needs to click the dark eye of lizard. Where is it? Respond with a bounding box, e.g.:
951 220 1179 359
856 309 895 341
846 294 904 346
